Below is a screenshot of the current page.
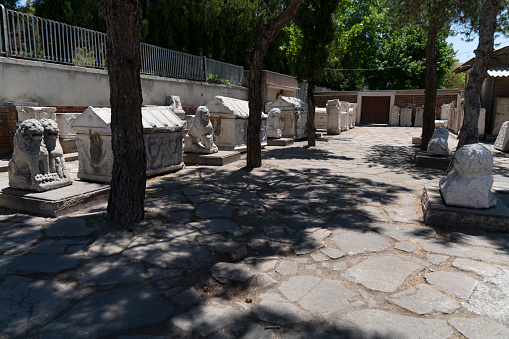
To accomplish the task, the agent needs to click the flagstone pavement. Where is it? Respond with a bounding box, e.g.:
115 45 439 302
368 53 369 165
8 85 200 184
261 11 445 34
1 126 509 338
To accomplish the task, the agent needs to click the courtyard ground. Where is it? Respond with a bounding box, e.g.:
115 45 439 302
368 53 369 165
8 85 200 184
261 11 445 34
1 126 509 338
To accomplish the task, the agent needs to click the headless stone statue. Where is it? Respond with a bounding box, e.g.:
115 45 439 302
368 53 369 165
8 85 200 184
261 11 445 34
427 127 450 156
440 143 496 209
184 106 218 154
267 108 282 139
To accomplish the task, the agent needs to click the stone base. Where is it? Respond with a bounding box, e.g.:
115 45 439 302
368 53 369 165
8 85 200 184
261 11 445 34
184 151 241 166
412 136 421 145
267 138 294 146
422 186 509 233
0 180 109 217
414 151 453 170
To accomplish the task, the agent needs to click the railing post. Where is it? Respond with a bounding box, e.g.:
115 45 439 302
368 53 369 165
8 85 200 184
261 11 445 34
1 5 9 56
203 55 207 82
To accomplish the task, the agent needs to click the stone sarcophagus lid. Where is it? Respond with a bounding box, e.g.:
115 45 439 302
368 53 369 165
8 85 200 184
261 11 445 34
314 107 327 130
206 96 267 151
71 106 185 183
16 106 57 124
266 96 307 140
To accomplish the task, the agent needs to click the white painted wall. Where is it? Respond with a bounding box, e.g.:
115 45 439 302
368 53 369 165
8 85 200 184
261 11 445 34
0 57 247 108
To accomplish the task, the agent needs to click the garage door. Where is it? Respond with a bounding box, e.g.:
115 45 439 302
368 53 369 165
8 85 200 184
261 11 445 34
361 96 391 124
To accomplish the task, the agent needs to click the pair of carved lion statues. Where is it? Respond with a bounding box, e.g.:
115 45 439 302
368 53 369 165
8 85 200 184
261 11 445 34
8 119 72 192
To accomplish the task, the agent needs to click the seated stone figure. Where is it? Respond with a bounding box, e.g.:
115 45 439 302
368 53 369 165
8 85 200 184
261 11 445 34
184 106 218 154
440 143 496 209
8 119 72 192
267 108 282 139
427 127 449 156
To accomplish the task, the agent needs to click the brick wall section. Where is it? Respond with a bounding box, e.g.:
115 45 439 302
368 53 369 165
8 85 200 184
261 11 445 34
0 105 18 150
54 106 89 113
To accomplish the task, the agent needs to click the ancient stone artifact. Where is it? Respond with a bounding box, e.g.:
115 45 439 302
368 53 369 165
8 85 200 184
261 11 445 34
206 96 267 151
400 108 412 127
440 143 496 209
314 107 327 130
390 106 400 126
266 96 307 139
184 106 218 154
8 119 72 192
348 103 356 129
326 99 341 134
16 106 56 123
166 95 186 119
441 104 451 120
414 107 423 127
494 121 509 152
72 106 185 183
427 127 450 156
55 112 81 153
267 108 283 139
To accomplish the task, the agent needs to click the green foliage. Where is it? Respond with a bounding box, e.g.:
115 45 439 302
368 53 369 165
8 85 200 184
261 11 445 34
33 0 105 32
0 0 19 9
206 73 231 85
443 61 466 89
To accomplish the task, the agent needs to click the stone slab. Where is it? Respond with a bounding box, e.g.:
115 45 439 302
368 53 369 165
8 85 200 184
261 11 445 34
389 284 460 315
183 151 241 166
0 180 109 217
422 186 509 233
452 258 499 277
424 271 478 300
450 317 509 339
414 151 453 170
267 138 295 146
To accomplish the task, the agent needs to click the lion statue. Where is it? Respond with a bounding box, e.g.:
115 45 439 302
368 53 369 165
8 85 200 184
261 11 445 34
8 119 72 192
184 106 218 154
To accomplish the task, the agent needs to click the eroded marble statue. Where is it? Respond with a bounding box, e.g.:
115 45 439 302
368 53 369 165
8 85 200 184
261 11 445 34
184 106 218 154
427 127 449 156
267 108 282 139
440 143 496 209
8 119 72 192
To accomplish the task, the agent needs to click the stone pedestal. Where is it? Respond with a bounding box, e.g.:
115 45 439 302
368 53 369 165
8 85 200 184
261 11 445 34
266 96 307 140
400 108 412 127
326 99 341 135
267 138 294 146
183 151 241 166
315 107 327 130
414 108 423 127
390 106 400 126
494 121 509 152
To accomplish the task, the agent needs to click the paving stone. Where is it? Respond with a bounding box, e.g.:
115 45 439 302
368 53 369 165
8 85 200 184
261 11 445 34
148 268 185 290
172 303 243 337
198 234 228 246
452 231 509 249
343 254 423 293
241 323 275 339
4 215 49 226
190 219 240 235
310 251 328 262
195 202 235 218
86 233 132 257
44 216 95 237
256 273 277 287
389 284 460 315
0 226 41 254
449 317 509 339
278 275 321 301
78 257 145 286
122 237 209 269
395 241 417 253
331 230 390 255
465 269 509 323
0 254 82 274
360 205 389 222
211 262 254 284
383 205 421 224
251 258 278 272
326 213 369 232
368 223 436 241
334 309 452 338
419 239 509 266
308 228 332 241
320 247 345 259
452 258 499 277
31 239 89 255
298 279 357 316
293 238 324 255
253 292 312 325
276 261 298 275
119 336 172 339
173 287 202 307
333 262 348 271
285 214 328 229
40 285 174 338
424 271 478 300
427 254 449 265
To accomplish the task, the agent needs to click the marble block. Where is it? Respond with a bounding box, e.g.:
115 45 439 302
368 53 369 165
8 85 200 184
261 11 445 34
267 108 283 139
414 108 423 127
340 112 349 131
314 107 327 130
441 104 451 120
348 106 355 129
166 95 186 119
326 99 341 134
266 96 307 140
16 106 56 124
435 120 448 128
427 127 450 156
440 143 497 209
400 108 412 127
55 113 80 140
349 103 357 128
389 106 400 126
184 106 218 154
494 121 509 152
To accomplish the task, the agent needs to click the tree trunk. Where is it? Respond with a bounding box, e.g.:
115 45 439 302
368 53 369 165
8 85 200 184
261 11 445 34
306 71 316 147
247 0 303 168
458 0 502 149
100 0 146 225
421 25 438 151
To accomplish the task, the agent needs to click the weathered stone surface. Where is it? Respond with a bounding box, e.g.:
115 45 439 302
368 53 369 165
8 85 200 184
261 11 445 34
211 262 254 283
267 108 282 139
242 323 276 339
494 121 509 152
320 247 345 259
172 303 242 336
310 251 328 262
389 105 400 126
276 261 298 275
30 239 88 255
334 309 452 338
368 223 436 241
44 216 95 237
331 230 390 255
395 241 417 252
400 108 412 127
450 317 509 339
173 287 202 307
308 228 331 241
293 238 324 255
440 143 496 208
452 258 499 277
424 271 478 300
148 268 185 290
414 107 423 127
190 219 239 234
278 276 321 301
0 254 82 274
452 231 509 249
184 106 218 154
78 257 145 286
256 273 277 287
427 254 449 265
465 269 509 323
326 99 341 134
298 279 357 316
427 127 450 156
195 202 236 218
253 293 312 325
40 285 174 338
389 284 460 315
0 226 41 254
383 204 422 224
86 233 132 257
343 254 423 292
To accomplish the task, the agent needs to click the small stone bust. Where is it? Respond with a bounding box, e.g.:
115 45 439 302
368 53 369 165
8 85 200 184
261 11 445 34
184 106 218 154
440 143 496 209
267 108 282 139
427 127 450 156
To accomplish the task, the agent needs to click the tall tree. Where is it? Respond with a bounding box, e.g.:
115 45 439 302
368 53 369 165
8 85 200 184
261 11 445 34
100 0 146 225
290 0 340 146
247 0 302 168
458 0 503 148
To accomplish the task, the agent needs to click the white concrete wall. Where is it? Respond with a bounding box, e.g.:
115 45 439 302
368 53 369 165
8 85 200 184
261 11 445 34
0 57 247 108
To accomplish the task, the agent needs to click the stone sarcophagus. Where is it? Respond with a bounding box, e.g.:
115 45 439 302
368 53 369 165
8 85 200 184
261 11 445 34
206 96 267 151
266 96 307 140
16 106 57 124
55 113 80 153
71 106 185 183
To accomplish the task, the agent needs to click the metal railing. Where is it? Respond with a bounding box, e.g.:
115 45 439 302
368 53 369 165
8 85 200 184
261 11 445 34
0 5 243 85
